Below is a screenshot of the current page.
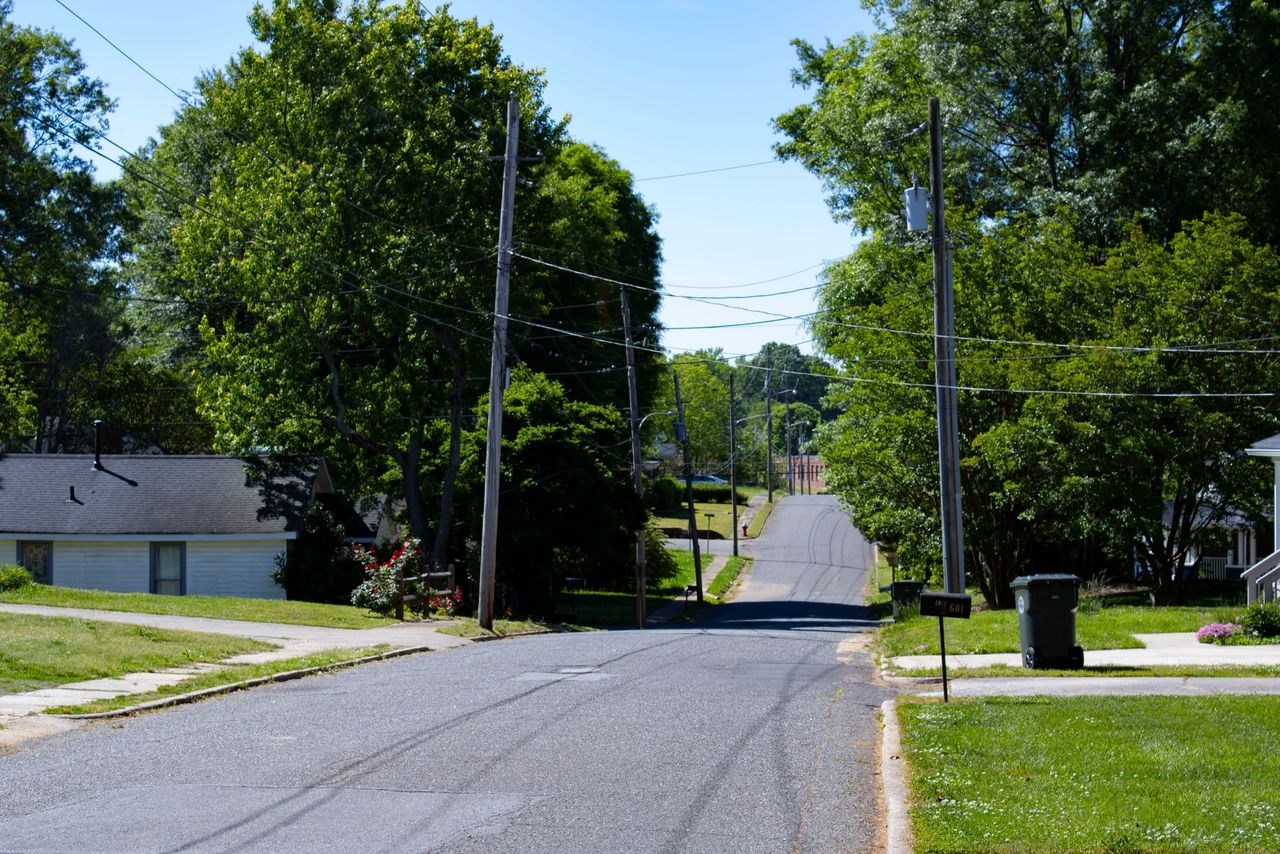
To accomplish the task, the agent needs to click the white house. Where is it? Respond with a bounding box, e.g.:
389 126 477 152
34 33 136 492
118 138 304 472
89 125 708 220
0 453 357 599
1244 434 1280 603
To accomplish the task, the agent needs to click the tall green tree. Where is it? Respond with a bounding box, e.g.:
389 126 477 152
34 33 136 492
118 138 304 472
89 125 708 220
0 2 128 452
659 350 731 476
815 213 1280 606
453 369 644 615
775 0 1280 244
125 1 662 573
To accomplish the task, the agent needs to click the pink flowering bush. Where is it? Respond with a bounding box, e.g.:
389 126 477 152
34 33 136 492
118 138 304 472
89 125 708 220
1196 622 1241 644
350 538 422 616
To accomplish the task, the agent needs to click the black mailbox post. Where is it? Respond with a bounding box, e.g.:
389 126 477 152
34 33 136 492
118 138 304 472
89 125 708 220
920 589 972 702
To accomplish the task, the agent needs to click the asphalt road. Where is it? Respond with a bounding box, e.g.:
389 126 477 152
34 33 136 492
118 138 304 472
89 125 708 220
0 494 892 853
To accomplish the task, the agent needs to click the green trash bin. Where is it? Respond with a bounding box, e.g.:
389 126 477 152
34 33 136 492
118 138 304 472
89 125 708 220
1010 574 1084 669
890 580 924 620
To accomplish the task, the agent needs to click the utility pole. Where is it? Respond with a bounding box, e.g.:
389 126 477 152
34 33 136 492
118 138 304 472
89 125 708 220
673 373 704 602
765 359 773 504
927 98 965 594
477 97 521 630
621 286 646 628
729 371 739 557
785 389 793 495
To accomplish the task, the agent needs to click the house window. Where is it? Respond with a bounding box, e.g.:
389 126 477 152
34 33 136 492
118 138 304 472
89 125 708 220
17 542 51 585
151 542 185 596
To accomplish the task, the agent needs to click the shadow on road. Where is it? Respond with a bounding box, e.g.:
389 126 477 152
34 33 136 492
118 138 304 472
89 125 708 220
658 600 885 634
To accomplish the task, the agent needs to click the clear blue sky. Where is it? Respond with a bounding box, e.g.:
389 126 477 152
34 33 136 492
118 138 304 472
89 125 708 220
12 1 876 361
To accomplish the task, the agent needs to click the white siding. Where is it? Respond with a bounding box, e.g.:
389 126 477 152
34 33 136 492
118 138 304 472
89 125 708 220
53 541 150 592
186 540 286 599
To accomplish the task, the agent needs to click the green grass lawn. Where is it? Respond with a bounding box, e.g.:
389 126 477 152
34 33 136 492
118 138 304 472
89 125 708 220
899 695 1280 853
653 501 745 539
43 646 390 715
550 549 747 627
0 584 397 629
880 602 1238 657
0 612 273 694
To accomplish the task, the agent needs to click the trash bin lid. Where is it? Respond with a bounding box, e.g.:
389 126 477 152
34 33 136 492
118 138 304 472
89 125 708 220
1010 573 1081 589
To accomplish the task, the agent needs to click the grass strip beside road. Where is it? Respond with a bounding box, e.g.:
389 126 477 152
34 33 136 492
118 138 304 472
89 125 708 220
894 662 1280 678
707 556 748 599
880 603 1238 657
434 617 548 639
0 612 273 695
43 646 392 715
0 585 396 629
899 695 1280 852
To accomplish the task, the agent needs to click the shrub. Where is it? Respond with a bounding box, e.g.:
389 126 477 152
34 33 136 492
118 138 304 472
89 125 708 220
272 502 366 603
1196 622 1241 644
0 564 32 591
350 538 424 616
645 522 681 581
647 477 684 514
691 483 748 505
1238 602 1280 639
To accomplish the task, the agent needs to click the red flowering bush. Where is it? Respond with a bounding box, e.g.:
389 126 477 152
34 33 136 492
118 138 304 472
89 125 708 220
427 586 464 618
349 538 422 616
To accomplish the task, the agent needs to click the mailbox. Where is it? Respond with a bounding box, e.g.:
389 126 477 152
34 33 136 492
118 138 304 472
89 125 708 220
919 591 972 619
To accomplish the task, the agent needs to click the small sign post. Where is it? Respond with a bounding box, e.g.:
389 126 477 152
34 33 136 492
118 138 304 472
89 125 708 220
919 591 972 702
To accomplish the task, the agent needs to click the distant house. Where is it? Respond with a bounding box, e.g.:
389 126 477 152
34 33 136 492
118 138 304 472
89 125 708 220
0 454 373 599
1244 434 1280 603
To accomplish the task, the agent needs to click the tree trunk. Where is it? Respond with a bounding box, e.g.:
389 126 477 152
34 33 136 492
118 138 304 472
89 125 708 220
431 357 465 571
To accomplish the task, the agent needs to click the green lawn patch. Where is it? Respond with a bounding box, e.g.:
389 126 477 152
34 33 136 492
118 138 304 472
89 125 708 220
0 612 273 695
899 695 1280 852
881 603 1237 657
707 556 748 599
434 617 549 638
653 501 743 539
0 585 397 629
894 663 1280 678
747 500 772 537
44 646 391 715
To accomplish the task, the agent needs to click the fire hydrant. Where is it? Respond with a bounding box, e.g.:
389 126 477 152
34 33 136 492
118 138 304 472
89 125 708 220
742 524 749 538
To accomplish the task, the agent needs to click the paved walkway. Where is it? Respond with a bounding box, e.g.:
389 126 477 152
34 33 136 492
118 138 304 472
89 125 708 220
890 631 1280 670
0 604 468 727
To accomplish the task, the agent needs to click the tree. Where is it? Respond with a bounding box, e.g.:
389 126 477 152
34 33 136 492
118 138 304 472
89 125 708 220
659 351 731 476
775 0 1280 245
0 2 129 452
734 342 836 420
452 370 645 615
814 213 1280 606
126 1 662 572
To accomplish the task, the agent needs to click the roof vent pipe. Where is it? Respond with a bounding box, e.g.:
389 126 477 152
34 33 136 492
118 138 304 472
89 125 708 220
93 419 103 470
69 485 77 502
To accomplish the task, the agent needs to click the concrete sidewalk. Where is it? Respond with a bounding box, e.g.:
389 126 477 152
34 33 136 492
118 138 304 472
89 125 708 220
0 603 469 729
890 631 1280 671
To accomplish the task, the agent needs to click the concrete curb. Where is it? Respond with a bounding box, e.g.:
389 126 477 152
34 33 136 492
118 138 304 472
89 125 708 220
465 628 554 642
880 698 913 854
54 644 442 720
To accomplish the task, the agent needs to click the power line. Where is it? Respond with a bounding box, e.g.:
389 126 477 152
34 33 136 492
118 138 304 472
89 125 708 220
634 159 781 182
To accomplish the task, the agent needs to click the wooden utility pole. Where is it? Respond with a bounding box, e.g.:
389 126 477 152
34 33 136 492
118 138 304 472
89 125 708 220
729 371 739 557
621 287 646 628
785 388 793 494
477 97 520 630
765 359 774 504
928 97 965 595
674 373 704 601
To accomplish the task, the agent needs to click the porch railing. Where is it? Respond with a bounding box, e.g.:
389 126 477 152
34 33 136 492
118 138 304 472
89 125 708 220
1242 549 1280 605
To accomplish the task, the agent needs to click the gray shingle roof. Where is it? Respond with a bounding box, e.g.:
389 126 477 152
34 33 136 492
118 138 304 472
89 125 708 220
1246 434 1280 457
0 455 315 536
